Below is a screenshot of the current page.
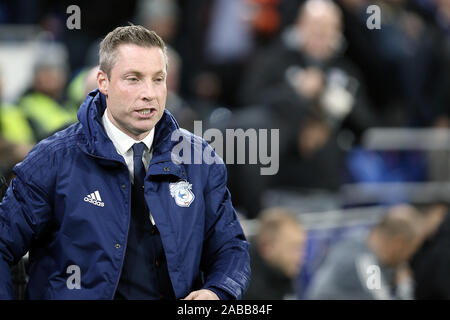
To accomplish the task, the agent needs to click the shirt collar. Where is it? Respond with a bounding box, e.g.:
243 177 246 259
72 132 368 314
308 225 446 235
102 109 154 155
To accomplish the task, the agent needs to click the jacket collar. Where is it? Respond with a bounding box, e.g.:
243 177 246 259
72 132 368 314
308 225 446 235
102 110 155 156
77 89 182 173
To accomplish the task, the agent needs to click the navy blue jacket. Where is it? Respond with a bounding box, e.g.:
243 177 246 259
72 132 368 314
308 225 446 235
0 90 250 299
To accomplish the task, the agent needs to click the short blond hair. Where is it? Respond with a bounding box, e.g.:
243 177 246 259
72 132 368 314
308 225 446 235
374 205 423 241
99 25 167 78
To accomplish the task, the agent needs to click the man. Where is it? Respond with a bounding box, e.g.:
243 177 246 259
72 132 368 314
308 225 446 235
0 25 250 300
240 0 377 138
244 207 306 299
306 205 423 300
17 44 75 143
231 0 378 217
0 70 33 178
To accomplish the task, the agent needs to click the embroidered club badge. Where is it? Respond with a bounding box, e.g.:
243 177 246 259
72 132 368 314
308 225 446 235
169 180 195 207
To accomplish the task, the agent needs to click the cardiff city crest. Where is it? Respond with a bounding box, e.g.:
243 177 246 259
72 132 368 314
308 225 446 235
169 180 195 207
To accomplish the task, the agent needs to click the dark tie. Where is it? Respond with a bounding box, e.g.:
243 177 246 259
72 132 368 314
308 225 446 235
132 142 151 227
132 142 146 189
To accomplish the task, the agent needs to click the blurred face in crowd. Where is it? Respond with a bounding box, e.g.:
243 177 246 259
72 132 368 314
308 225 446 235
370 205 425 267
263 223 306 278
34 66 67 100
97 44 167 141
297 0 343 61
378 233 423 267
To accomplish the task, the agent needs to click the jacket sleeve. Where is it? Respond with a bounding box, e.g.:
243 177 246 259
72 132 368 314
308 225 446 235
200 161 251 299
0 147 54 299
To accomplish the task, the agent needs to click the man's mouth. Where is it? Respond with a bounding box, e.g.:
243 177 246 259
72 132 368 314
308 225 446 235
136 108 157 117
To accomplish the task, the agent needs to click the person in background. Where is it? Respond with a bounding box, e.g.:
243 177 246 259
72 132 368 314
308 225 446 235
0 69 33 178
410 203 450 299
164 46 199 132
240 0 377 140
65 65 99 116
135 0 179 46
306 204 424 300
16 44 75 143
232 0 378 218
244 207 306 300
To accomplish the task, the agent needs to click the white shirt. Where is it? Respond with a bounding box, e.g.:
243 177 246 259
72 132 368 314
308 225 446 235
102 110 154 183
102 110 155 224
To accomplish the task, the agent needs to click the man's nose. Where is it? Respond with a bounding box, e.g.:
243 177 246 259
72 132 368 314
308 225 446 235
140 80 156 101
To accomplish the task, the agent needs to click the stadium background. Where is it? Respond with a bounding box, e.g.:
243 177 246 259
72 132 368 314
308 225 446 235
1 0 449 300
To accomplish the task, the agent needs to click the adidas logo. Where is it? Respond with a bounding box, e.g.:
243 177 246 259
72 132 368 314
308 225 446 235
83 190 105 207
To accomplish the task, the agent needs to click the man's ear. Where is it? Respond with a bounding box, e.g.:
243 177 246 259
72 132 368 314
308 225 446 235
97 70 109 96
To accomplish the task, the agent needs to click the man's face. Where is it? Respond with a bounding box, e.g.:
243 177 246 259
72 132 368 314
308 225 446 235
267 224 306 279
97 44 167 141
34 66 67 99
297 5 342 61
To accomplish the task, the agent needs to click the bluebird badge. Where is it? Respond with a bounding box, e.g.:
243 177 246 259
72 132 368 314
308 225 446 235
169 180 195 207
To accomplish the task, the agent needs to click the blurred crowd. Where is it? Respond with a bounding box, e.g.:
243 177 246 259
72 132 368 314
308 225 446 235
1 0 450 300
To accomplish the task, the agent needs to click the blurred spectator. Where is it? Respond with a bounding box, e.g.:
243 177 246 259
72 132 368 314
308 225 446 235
306 204 424 299
200 0 256 107
375 0 443 127
66 65 99 115
410 203 450 299
16 43 76 142
240 0 377 135
0 68 32 178
231 0 378 217
340 0 443 127
83 65 99 96
165 46 199 132
135 0 180 46
0 67 33 146
335 0 395 122
66 68 92 115
243 207 306 299
204 0 253 67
